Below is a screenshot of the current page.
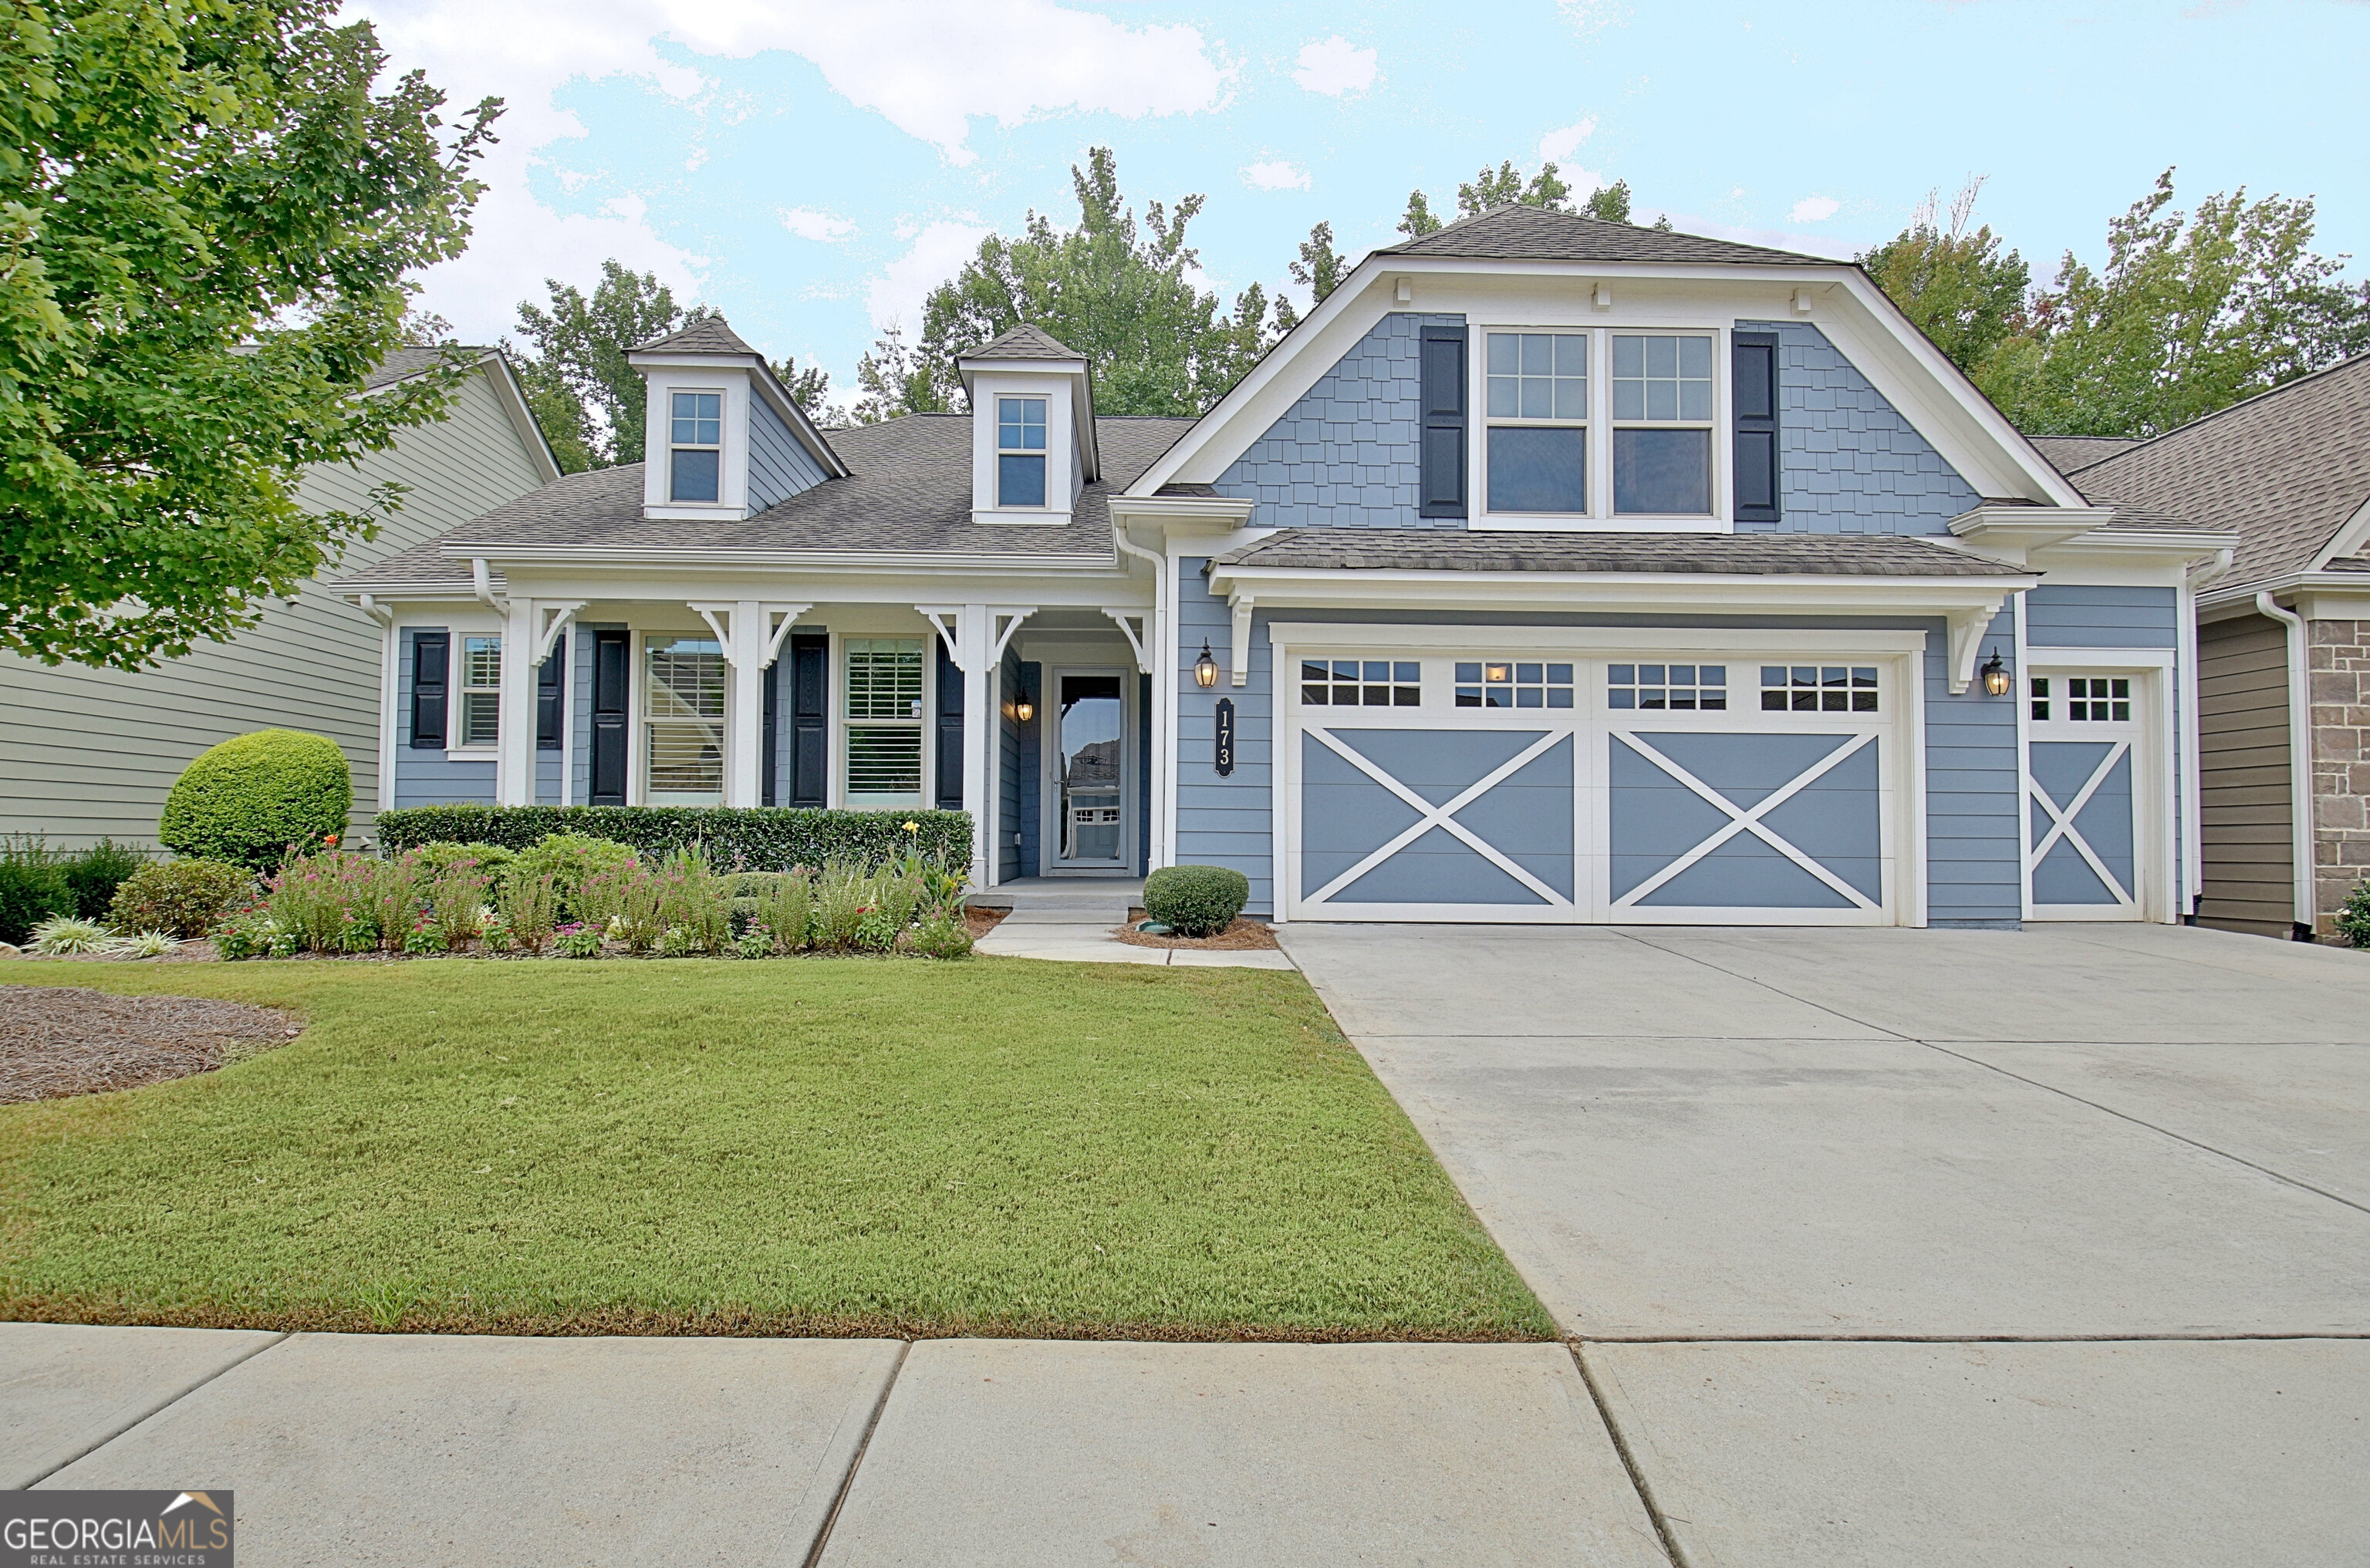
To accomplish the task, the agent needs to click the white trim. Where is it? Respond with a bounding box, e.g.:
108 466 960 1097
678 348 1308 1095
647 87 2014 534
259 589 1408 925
2021 657 2177 923
1210 564 2036 621
1611 730 1881 911
2256 592 2316 930
1102 610 1151 673
375 620 399 824
1040 663 1137 874
1264 622 1931 656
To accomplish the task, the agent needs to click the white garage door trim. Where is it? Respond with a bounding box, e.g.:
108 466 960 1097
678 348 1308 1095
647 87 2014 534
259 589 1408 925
1271 625 1927 926
2021 649 2176 924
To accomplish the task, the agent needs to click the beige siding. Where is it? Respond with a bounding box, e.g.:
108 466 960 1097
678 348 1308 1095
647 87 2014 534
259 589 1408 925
0 369 549 847
2196 613 2296 938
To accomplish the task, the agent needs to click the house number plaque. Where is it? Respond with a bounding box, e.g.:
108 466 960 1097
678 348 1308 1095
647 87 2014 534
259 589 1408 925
1214 698 1237 777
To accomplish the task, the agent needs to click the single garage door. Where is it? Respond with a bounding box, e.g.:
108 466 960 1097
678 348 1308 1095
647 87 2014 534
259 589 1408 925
1281 642 1914 925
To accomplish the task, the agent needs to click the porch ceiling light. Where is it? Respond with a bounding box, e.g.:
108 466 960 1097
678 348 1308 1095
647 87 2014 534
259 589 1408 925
1980 647 2010 698
1194 640 1220 690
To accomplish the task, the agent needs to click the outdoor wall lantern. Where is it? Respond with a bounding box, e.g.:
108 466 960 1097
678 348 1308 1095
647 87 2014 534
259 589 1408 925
1980 647 2011 698
1193 640 1220 690
1014 693 1035 725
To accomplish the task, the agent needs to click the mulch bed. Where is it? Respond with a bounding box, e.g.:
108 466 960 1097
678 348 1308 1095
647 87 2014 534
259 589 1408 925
1111 917 1281 951
0 985 301 1104
964 905 1009 939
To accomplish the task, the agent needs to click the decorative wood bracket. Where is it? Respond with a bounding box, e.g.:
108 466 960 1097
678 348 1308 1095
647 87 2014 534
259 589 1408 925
1947 599 2006 696
535 601 588 662
1228 595 1254 688
1102 610 1151 674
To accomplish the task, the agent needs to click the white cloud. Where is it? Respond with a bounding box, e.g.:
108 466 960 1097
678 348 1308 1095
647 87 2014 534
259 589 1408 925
1537 118 1597 164
1242 160 1312 192
867 220 994 332
1790 195 1842 224
1558 0 1632 39
780 207 859 242
1291 36 1376 96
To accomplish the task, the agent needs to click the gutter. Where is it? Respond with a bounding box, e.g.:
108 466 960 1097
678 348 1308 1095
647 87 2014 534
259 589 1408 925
2255 592 2318 937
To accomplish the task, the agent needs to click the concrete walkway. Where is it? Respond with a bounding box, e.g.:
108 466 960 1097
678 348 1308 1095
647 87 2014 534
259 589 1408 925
5 1326 1665 1566
1280 920 2370 1566
969 877 1295 969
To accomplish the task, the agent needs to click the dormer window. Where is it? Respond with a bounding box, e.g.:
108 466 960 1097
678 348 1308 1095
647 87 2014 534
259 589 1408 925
670 390 722 504
997 396 1048 507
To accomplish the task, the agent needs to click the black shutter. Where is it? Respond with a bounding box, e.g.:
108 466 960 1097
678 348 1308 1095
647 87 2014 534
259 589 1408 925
934 636 964 810
761 662 779 808
590 629 628 805
1733 331 1781 524
409 632 448 750
1418 323 1467 518
536 637 565 750
788 632 829 808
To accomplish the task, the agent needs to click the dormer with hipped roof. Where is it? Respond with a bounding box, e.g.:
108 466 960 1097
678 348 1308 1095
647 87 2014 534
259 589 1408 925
628 315 847 521
956 324 1099 528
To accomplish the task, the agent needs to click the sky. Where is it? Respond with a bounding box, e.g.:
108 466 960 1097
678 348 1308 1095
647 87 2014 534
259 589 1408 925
360 0 2370 413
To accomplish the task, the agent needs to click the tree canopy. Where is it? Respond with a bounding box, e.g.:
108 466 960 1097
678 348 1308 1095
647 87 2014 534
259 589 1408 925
1397 161 1666 239
851 148 1289 422
1 0 498 669
511 262 706 473
1870 171 2370 439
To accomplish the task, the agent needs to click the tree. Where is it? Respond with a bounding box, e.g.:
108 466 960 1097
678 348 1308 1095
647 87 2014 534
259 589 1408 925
1399 161 1663 238
1288 221 1351 305
1 0 498 669
852 147 1291 421
771 359 831 420
1859 177 2030 376
1397 190 1443 240
510 261 708 470
1975 169 2370 437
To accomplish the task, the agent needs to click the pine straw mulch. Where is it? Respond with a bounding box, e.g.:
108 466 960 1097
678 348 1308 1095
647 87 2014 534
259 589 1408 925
1110 917 1281 951
0 985 301 1104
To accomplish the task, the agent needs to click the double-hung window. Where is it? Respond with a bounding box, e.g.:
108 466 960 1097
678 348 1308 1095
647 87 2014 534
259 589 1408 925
669 391 722 504
1612 334 1714 515
998 396 1048 507
645 636 726 803
845 637 925 806
1484 332 1589 514
459 636 501 747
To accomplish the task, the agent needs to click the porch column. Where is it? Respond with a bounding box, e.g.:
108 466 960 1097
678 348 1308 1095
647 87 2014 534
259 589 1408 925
498 595 538 805
728 599 766 808
962 602 992 890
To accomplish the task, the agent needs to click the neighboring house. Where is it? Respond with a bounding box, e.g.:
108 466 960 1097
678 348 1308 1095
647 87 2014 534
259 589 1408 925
338 207 2230 929
2050 353 2370 939
0 349 560 848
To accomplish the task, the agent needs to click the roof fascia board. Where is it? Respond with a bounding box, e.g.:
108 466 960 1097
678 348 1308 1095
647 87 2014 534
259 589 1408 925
1205 563 2036 615
437 543 1128 575
2202 567 2370 609
2308 492 2370 571
476 351 563 484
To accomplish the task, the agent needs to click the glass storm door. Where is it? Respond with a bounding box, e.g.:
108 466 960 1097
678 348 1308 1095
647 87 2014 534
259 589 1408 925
1055 673 1126 866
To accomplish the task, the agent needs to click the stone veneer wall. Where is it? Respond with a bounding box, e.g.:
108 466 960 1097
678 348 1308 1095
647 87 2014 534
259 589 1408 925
2308 619 2370 933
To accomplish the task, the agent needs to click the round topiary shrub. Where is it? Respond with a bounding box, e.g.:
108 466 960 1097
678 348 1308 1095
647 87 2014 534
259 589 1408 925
1143 864 1251 938
107 858 256 939
158 730 352 871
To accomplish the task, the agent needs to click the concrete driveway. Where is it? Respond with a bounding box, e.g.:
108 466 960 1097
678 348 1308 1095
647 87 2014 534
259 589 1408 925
1280 920 2370 1566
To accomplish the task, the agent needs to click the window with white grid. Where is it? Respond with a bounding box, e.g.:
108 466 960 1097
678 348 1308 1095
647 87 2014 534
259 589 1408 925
645 636 725 802
460 636 501 747
845 637 925 804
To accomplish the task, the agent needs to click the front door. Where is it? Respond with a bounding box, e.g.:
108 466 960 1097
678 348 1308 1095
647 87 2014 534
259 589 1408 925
2025 669 2152 920
1050 670 1128 869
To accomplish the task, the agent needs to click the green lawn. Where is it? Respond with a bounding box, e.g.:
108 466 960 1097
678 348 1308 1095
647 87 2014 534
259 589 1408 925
0 958 1551 1341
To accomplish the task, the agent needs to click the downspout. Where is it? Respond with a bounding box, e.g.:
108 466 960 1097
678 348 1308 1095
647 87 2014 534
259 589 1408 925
1112 524 1169 871
2256 592 2316 938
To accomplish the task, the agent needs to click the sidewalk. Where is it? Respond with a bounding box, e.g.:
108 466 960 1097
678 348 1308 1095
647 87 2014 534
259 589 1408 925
968 878 1295 969
3 1324 1666 1566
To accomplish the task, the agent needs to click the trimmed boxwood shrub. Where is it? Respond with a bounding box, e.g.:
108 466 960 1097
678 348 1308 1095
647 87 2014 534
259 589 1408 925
106 858 255 939
159 730 352 871
509 833 640 920
1144 864 1251 937
374 806 972 873
62 839 147 920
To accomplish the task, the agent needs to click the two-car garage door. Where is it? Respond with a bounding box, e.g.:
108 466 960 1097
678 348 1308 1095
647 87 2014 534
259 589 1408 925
1281 640 1914 925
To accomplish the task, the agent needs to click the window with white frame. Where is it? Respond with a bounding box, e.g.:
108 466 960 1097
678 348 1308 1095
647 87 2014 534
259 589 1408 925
1484 332 1588 514
1612 334 1714 515
1456 659 1574 709
645 636 726 803
997 396 1048 507
1301 659 1421 706
459 636 501 747
669 390 722 504
845 637 925 805
1761 665 1879 713
2030 675 2130 723
1608 663 1727 711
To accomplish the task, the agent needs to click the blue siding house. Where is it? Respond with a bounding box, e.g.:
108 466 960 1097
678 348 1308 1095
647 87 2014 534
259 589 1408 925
340 208 2230 929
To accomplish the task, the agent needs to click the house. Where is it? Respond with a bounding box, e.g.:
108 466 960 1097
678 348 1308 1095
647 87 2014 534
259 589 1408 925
336 207 2232 928
2049 353 2370 939
0 348 560 847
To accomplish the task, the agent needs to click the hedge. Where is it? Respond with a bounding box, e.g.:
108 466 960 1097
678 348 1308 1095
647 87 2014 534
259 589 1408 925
372 806 973 872
159 729 351 870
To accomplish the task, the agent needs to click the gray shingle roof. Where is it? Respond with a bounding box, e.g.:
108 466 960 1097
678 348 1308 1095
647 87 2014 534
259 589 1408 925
1215 530 2028 578
1378 204 1832 267
365 346 491 389
2066 353 2370 592
338 413 1194 587
630 315 760 357
2027 434 2143 474
962 323 1083 361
